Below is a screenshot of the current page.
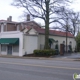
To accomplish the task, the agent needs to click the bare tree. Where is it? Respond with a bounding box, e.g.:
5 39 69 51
12 0 71 49
53 7 80 53
69 12 80 36
58 8 70 53
53 8 80 36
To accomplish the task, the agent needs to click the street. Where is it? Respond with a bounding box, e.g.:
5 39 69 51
0 57 80 80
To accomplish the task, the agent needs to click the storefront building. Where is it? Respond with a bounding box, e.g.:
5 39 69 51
0 31 24 56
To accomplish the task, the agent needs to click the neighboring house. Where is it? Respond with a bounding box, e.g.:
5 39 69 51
23 27 76 51
0 15 76 56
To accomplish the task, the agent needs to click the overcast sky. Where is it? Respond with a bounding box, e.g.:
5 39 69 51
0 0 80 23
0 0 24 21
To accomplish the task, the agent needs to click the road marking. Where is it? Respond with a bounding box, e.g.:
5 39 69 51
0 61 80 70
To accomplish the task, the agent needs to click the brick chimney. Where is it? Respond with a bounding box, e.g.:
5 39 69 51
27 14 30 21
7 16 12 21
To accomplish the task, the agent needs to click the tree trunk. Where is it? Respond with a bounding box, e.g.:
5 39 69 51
44 0 50 49
44 21 49 49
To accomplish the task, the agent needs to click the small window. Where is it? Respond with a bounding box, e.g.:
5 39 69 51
63 41 65 44
56 40 58 43
13 45 19 52
69 41 72 45
1 45 6 51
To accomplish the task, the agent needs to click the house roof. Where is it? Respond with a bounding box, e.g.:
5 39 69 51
20 21 41 28
0 19 18 24
0 20 6 22
0 19 74 38
27 27 74 38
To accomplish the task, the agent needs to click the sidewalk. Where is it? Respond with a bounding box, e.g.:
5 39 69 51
0 53 80 61
53 53 80 59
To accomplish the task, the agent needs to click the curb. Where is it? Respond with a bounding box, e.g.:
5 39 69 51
0 55 79 61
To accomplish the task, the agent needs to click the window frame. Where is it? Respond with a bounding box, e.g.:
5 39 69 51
1 44 6 52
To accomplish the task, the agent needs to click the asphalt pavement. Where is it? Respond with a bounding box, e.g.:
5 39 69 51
0 57 79 80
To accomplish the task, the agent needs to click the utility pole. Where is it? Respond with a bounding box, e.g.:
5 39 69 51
66 18 68 54
66 25 68 53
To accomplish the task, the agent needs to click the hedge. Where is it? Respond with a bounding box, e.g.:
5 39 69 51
33 49 55 57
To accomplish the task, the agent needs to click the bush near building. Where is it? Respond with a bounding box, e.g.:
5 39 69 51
33 49 55 57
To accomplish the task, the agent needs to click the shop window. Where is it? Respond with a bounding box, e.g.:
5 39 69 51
13 45 19 52
1 45 6 51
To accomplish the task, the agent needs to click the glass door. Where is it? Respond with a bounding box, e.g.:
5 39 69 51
7 45 12 55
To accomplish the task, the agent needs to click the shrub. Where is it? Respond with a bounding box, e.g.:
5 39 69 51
33 49 55 57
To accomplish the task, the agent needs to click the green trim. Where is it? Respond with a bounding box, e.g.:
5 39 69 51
0 38 19 45
49 38 55 42
49 38 55 48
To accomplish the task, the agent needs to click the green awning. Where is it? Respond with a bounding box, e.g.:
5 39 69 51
0 38 19 44
49 38 55 42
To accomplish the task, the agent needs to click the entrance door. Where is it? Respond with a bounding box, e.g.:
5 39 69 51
60 44 65 55
7 45 12 55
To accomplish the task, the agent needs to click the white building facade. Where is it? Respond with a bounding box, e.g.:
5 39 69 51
0 18 76 56
0 31 23 56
